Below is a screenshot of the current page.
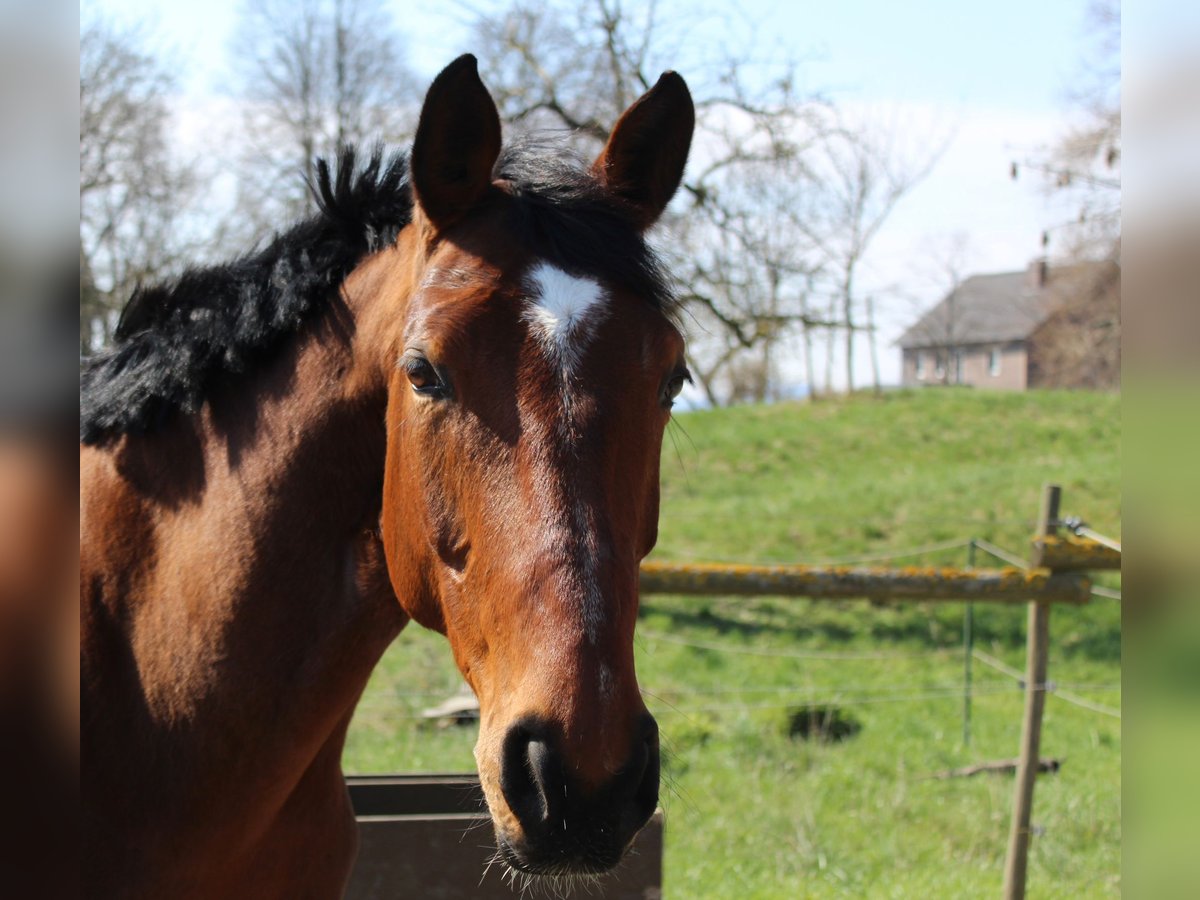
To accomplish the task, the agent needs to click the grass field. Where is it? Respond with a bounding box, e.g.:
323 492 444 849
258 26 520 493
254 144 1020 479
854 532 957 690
344 388 1121 897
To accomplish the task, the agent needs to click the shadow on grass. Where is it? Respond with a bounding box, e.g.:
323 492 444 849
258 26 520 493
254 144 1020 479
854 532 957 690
639 596 1121 662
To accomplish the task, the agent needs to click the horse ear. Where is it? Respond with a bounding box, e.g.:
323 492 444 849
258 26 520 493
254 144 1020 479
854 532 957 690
592 71 695 230
411 54 502 232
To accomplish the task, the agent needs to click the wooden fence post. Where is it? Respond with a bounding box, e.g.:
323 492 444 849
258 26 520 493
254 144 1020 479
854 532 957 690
963 539 976 747
1003 484 1059 900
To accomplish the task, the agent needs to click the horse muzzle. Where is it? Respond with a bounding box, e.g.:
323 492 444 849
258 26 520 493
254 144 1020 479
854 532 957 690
492 713 660 874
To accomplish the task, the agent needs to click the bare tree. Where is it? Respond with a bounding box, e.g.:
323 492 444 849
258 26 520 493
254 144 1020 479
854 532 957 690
466 0 837 404
79 18 196 353
900 233 977 385
1026 257 1119 389
229 0 419 240
1011 0 1120 388
675 152 833 404
1015 0 1119 260
800 118 945 394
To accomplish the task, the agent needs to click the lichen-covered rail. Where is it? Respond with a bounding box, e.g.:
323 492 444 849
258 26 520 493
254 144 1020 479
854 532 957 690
637 561 1091 604
1031 535 1121 571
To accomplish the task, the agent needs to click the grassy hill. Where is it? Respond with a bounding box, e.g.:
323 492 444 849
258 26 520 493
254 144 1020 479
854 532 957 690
345 388 1121 897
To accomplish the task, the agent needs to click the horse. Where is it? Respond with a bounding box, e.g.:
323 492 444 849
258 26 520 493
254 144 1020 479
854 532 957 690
80 55 694 897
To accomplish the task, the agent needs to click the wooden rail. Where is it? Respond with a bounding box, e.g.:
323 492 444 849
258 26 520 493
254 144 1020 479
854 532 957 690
1030 534 1121 571
639 560 1091 604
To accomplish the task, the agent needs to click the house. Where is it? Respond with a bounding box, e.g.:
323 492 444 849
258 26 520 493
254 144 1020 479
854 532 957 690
898 258 1119 390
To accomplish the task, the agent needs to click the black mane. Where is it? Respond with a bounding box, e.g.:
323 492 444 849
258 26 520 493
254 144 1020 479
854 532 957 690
80 139 676 444
80 147 411 444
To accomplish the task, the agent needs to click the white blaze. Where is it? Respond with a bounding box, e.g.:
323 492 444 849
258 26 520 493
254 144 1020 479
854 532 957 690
523 262 608 372
522 262 612 642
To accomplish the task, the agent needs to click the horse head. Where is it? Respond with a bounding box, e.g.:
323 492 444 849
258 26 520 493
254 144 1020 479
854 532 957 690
378 55 693 875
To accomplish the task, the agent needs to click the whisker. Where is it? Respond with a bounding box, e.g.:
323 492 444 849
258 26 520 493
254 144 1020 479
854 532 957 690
666 418 691 490
669 411 698 455
652 729 702 817
479 846 502 887
458 814 492 842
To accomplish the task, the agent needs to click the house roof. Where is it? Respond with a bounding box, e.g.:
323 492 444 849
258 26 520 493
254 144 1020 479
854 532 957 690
897 261 1108 349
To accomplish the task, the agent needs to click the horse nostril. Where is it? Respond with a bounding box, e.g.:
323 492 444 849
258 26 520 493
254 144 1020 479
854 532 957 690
633 716 660 816
499 715 659 860
495 716 661 872
525 739 556 823
501 726 564 832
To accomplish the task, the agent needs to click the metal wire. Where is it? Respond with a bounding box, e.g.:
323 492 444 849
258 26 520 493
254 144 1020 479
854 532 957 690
972 539 1030 569
973 648 1121 719
638 628 955 660
644 683 1083 715
1052 688 1121 719
1059 517 1122 552
649 538 976 568
971 648 1025 681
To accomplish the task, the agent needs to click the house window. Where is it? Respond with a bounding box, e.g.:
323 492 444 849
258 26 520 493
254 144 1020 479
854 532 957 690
915 352 926 380
953 351 963 383
934 355 946 380
989 348 1001 377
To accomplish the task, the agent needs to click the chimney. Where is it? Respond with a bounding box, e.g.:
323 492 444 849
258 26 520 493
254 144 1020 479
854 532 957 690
1027 257 1049 289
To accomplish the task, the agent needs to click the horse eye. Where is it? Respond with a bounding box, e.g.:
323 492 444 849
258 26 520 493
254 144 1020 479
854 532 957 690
662 369 691 408
404 357 445 397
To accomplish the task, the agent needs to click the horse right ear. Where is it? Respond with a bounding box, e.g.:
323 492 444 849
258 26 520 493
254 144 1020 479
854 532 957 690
592 71 694 230
410 55 502 233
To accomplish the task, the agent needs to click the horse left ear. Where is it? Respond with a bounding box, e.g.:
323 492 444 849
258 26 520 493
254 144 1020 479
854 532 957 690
592 71 695 230
411 54 502 232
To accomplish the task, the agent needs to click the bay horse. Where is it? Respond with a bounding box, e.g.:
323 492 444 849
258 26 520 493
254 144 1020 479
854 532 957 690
81 55 694 897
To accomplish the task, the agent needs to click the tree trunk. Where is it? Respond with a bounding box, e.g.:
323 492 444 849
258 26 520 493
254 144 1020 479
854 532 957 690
803 322 816 402
842 268 855 394
844 315 854 394
692 364 723 409
823 325 835 395
335 0 348 148
866 294 882 394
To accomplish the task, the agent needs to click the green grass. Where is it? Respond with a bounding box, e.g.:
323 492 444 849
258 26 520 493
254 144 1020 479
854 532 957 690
344 388 1121 897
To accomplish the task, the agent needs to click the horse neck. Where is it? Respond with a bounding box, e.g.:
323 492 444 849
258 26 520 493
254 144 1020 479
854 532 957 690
84 246 416 761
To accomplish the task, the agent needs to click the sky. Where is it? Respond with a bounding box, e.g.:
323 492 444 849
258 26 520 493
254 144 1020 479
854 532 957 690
84 0 1124 389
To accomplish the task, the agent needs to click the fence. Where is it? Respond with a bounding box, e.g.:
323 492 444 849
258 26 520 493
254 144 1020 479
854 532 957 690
344 774 663 899
352 485 1117 898
636 483 1119 900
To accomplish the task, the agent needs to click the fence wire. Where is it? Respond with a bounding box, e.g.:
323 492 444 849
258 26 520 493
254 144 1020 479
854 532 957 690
972 647 1122 719
649 538 976 568
354 532 1120 724
638 628 955 660
643 682 1120 717
354 680 1120 721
